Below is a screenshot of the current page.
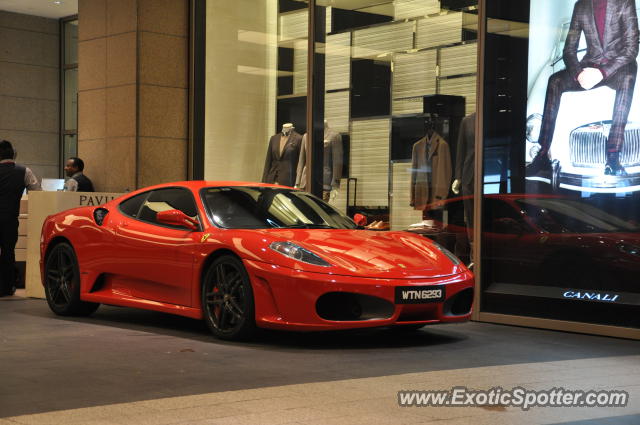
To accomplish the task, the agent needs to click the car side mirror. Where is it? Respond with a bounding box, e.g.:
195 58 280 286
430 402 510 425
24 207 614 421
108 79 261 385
156 209 199 231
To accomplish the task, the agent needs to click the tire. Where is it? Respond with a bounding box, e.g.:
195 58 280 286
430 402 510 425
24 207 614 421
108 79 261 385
44 242 100 316
201 255 256 340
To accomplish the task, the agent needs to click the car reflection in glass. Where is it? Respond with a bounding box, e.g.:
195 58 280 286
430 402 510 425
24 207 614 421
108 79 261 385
410 195 640 293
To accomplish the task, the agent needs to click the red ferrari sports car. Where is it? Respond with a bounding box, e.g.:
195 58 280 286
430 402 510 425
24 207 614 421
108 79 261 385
40 182 474 340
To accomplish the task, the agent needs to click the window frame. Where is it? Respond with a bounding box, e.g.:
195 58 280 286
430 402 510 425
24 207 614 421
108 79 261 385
117 187 203 232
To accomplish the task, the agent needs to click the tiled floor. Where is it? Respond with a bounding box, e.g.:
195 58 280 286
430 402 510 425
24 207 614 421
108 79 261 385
1 293 638 424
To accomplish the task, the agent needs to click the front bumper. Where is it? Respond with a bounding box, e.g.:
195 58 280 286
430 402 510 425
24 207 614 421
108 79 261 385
244 259 474 331
558 171 640 193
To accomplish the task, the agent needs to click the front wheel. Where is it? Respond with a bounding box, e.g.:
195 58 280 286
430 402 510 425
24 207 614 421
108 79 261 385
202 255 256 340
44 242 100 316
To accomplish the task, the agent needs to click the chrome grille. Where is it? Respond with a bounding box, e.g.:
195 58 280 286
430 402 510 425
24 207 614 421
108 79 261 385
569 122 640 167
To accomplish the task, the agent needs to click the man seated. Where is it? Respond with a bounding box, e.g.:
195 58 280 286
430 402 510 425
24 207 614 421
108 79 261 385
527 0 639 178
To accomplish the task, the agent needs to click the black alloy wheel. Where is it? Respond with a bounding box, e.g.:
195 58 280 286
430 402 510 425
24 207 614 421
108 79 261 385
202 255 256 340
44 242 99 316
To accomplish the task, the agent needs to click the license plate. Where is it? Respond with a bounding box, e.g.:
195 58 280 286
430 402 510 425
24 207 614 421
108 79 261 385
395 285 445 304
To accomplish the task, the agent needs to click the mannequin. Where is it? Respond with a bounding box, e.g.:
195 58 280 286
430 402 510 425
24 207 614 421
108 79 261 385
262 123 303 187
452 112 475 265
410 124 452 211
451 113 475 224
295 120 343 200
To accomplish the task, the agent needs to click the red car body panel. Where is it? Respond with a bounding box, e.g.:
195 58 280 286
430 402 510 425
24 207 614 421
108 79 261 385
40 181 474 330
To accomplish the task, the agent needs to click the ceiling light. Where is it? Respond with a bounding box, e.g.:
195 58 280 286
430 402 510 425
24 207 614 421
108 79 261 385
53 1 62 4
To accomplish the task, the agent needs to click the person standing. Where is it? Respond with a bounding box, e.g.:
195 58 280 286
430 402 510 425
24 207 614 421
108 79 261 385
0 140 41 296
63 157 95 192
527 0 639 177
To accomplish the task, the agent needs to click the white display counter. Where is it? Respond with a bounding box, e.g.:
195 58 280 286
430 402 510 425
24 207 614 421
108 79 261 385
26 191 123 298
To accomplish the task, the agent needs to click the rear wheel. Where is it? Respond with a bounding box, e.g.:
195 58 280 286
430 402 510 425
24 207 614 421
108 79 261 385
44 242 99 316
202 255 256 340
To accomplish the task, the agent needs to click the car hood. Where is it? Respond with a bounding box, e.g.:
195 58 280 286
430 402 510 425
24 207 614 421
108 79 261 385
236 228 465 279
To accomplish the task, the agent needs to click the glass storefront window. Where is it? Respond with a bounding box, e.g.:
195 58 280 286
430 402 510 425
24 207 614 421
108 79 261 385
204 0 308 184
202 0 478 264
482 0 640 329
315 0 478 265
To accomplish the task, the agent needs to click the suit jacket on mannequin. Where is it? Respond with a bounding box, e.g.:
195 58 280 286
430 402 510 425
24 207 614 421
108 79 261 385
410 132 452 211
455 113 476 231
262 130 303 187
295 130 343 191
454 113 475 197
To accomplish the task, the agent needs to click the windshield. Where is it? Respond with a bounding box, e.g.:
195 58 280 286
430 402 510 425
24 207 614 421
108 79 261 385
200 186 358 229
516 198 640 233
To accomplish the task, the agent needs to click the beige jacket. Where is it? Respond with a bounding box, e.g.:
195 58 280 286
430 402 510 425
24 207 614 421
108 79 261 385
410 132 452 210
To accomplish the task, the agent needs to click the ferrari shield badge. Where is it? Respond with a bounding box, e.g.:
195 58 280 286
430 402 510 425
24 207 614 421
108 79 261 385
201 233 211 243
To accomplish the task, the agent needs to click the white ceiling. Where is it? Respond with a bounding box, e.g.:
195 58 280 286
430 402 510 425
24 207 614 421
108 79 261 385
0 0 77 19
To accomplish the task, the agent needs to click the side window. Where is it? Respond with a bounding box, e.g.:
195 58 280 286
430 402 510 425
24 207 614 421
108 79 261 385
119 192 149 218
138 188 198 228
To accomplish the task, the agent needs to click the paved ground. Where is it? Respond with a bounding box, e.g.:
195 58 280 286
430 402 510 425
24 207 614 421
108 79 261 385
1 292 639 424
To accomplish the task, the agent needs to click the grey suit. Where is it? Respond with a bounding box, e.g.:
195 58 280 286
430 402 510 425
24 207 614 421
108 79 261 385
295 130 343 191
538 0 639 155
454 113 475 197
262 130 303 187
455 113 475 228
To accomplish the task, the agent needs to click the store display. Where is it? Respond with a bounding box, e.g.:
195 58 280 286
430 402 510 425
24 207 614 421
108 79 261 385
295 121 343 195
416 12 465 49
262 123 303 187
350 118 390 206
351 59 391 118
525 0 640 191
390 161 423 231
393 0 440 20
410 129 453 210
439 43 478 77
453 112 476 226
392 50 438 115
482 0 640 330
440 76 477 115
325 32 351 91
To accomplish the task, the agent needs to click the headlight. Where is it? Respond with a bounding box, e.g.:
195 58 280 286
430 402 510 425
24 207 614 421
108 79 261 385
526 113 542 144
431 241 462 266
269 241 331 267
529 145 541 160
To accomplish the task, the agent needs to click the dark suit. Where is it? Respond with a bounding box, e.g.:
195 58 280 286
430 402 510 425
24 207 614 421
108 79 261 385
262 131 303 187
538 0 639 154
455 113 475 228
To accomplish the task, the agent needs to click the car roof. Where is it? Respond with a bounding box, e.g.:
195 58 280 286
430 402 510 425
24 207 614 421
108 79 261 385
123 181 292 196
